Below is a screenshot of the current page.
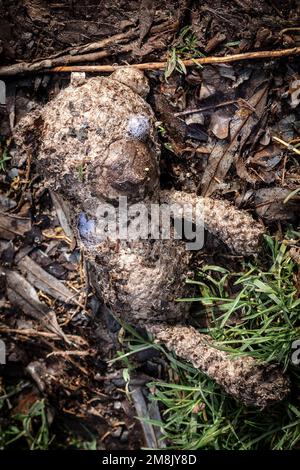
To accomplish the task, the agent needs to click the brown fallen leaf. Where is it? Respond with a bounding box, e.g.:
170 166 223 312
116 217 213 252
5 270 67 340
210 111 231 139
0 211 31 240
254 187 299 222
201 82 269 196
50 190 75 247
17 255 77 304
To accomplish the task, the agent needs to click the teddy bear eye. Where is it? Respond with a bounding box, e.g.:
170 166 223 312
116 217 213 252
126 114 150 140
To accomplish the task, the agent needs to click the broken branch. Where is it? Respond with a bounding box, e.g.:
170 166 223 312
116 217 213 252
44 47 300 75
272 135 300 156
0 20 178 77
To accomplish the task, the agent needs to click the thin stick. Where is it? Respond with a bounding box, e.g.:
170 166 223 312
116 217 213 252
0 326 88 345
175 100 237 117
279 28 300 36
46 350 90 358
42 47 300 74
272 135 300 156
1 46 299 77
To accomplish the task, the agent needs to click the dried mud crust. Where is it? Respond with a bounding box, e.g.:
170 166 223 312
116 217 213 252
14 69 265 327
88 238 192 325
148 325 290 408
160 190 265 255
0 0 299 450
14 68 289 407
14 71 160 209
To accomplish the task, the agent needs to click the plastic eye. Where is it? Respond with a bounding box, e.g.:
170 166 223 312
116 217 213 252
78 212 96 244
127 115 150 141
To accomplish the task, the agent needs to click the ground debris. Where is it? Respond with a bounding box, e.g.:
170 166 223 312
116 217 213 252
0 211 31 240
0 0 300 451
17 255 78 305
254 187 300 222
201 80 269 196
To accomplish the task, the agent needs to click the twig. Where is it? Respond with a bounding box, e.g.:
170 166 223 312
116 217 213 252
44 47 300 74
279 28 300 36
175 100 237 117
0 20 178 77
28 29 137 63
0 326 88 345
0 49 126 77
46 350 90 358
283 187 300 204
62 29 137 56
272 135 300 156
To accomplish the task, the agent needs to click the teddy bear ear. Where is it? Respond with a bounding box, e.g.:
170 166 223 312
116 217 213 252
110 66 150 98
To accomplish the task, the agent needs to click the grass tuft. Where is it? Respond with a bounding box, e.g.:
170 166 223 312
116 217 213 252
184 234 300 371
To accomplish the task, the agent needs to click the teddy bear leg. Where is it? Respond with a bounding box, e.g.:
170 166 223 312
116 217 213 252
147 323 289 408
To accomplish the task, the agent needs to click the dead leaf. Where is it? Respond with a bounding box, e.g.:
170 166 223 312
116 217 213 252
251 147 282 170
218 64 236 81
199 82 216 100
0 194 17 211
276 114 297 141
0 211 31 240
185 113 204 126
5 269 47 317
130 386 166 449
201 82 269 196
5 270 67 339
18 255 76 304
210 111 231 139
50 191 75 247
186 123 208 142
254 187 299 222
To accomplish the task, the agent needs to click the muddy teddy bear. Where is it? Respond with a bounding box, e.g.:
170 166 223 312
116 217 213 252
14 67 289 407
